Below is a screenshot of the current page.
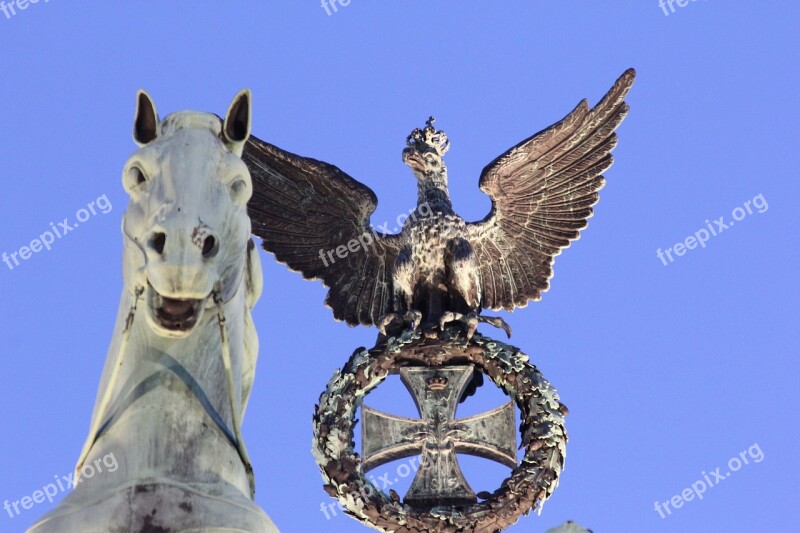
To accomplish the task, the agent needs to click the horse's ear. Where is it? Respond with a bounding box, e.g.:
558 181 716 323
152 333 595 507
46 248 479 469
133 90 159 146
223 89 251 156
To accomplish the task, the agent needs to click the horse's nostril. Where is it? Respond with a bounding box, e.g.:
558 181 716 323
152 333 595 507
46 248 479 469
202 235 218 258
150 232 166 255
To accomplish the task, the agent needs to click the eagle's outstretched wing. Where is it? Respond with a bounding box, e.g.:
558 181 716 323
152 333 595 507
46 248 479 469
467 69 635 311
244 137 402 326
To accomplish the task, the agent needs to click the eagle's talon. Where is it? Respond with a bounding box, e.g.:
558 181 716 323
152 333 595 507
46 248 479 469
438 311 479 339
438 311 511 339
404 310 423 330
377 313 400 336
465 312 479 340
378 310 423 336
439 311 462 331
477 315 512 338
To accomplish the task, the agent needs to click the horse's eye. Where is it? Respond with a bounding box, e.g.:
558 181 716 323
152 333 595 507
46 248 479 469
133 168 147 185
231 179 246 196
124 166 149 194
228 176 251 206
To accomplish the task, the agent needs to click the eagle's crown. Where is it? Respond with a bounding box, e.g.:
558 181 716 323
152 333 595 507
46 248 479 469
403 117 451 186
406 116 450 157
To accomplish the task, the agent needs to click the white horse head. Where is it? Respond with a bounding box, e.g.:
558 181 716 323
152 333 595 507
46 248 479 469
123 90 257 338
28 91 276 533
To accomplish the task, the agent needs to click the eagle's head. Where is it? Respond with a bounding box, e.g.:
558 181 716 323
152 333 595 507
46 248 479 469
403 117 449 182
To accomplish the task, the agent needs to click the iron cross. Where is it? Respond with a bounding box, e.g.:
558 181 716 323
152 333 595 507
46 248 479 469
362 366 516 507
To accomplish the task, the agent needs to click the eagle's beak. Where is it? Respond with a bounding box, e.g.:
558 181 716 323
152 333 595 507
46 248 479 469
403 147 425 173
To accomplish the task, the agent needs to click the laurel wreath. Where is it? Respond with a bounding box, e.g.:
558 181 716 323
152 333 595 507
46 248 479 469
312 327 568 532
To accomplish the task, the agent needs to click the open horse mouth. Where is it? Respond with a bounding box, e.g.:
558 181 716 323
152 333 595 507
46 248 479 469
146 282 210 336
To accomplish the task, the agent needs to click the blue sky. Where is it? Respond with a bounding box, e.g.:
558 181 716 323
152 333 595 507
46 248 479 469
1 2 798 532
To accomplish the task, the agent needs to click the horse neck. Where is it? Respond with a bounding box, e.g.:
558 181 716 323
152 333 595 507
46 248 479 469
123 288 247 429
82 274 251 487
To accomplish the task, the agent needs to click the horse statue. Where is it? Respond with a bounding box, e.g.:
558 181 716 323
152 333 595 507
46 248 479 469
28 90 278 532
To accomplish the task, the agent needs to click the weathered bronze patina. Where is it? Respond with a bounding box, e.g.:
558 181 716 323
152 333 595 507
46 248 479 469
362 365 517 507
247 69 635 531
313 327 568 532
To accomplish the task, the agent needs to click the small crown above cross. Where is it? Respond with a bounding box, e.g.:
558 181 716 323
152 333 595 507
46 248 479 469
425 375 449 391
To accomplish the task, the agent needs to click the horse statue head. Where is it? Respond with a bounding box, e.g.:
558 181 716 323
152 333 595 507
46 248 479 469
124 89 258 337
29 91 276 533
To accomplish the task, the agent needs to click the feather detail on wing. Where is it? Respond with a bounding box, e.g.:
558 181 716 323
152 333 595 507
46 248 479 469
244 137 402 326
467 68 636 311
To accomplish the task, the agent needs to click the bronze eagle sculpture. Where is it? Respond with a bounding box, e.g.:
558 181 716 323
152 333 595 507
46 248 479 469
245 69 635 339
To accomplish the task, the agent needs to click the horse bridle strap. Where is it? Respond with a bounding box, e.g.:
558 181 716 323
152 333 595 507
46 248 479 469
75 286 256 499
92 353 240 452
